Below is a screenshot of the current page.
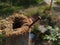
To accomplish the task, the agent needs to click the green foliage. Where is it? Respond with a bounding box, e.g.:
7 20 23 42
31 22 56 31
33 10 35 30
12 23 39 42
0 34 5 39
55 0 60 5
0 0 43 6
31 8 60 44
0 2 23 18
31 23 40 32
0 34 5 45
44 26 60 45
37 0 44 4
0 0 44 18
25 5 49 17
53 39 60 45
24 8 39 17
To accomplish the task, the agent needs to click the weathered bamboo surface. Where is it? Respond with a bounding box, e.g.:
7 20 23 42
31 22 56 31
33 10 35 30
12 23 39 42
0 13 41 37
0 13 33 37
0 13 33 45
0 13 41 45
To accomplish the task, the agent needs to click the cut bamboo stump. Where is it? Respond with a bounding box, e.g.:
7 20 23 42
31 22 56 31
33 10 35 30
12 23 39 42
0 13 33 45
0 13 41 45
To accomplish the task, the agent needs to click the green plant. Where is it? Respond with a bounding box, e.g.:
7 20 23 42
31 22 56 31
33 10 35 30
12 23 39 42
37 0 43 4
55 0 60 5
44 26 60 45
0 2 24 19
0 0 44 18
0 34 5 45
